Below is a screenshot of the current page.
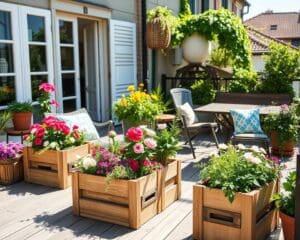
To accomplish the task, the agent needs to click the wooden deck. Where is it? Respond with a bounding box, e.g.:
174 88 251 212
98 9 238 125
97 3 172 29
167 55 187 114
0 131 294 240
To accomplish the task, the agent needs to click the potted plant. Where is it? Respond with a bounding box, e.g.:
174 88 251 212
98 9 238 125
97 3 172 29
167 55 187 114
23 116 88 189
273 171 296 240
193 144 281 240
0 111 12 141
72 127 161 229
264 102 299 156
37 82 59 117
8 101 33 130
113 84 167 133
0 141 23 185
154 123 182 212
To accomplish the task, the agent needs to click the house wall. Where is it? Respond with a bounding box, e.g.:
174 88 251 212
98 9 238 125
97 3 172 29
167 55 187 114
3 0 49 9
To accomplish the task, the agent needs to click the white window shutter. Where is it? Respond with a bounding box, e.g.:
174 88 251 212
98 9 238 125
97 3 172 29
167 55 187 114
109 20 137 120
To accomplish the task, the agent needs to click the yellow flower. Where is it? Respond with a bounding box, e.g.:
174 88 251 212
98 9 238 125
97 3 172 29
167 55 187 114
120 98 127 107
151 94 158 101
127 85 135 92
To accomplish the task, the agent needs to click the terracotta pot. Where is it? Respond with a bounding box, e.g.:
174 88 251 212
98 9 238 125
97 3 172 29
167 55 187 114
270 131 294 157
12 112 33 130
280 211 295 240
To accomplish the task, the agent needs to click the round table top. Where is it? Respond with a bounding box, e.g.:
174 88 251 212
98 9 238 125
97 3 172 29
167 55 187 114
5 128 31 135
155 114 176 123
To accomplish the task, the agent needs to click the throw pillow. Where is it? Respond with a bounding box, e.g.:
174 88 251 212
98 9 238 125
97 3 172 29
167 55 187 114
177 102 195 126
230 108 263 134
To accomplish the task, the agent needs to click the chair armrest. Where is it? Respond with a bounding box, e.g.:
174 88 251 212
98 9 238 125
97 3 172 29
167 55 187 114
92 120 114 131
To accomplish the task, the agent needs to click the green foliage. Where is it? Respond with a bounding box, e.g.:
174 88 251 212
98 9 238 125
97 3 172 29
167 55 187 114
172 8 252 70
8 101 33 113
154 123 181 165
0 111 12 132
273 171 296 217
106 165 136 184
179 0 192 18
228 68 258 93
199 145 280 203
260 42 300 96
209 46 233 67
263 101 299 150
190 80 216 105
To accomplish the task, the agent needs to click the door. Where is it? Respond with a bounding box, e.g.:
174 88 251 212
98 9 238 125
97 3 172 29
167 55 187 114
56 15 80 113
83 21 100 121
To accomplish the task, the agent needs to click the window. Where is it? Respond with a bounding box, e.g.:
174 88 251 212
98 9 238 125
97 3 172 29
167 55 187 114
270 25 277 30
201 0 210 12
222 0 228 8
188 0 196 14
291 39 300 47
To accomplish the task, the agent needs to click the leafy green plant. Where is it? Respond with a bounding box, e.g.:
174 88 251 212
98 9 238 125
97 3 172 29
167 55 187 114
260 42 300 96
199 144 281 203
273 171 296 217
154 123 181 165
191 80 216 105
0 111 12 132
8 101 33 113
209 46 233 68
228 68 258 93
179 0 192 18
263 102 299 150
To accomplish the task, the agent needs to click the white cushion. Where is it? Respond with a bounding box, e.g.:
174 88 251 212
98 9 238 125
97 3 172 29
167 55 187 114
177 102 195 126
46 109 99 140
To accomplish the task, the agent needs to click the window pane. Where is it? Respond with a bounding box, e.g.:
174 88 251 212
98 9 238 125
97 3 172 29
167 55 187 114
0 11 12 40
29 45 47 72
62 73 75 97
0 76 15 105
27 15 45 42
59 20 73 44
61 47 74 70
63 99 76 112
0 43 14 73
31 75 48 101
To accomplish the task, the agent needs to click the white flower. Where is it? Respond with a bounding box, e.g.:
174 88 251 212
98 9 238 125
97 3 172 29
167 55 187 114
250 145 260 153
145 128 156 137
49 142 57 149
209 151 219 157
69 137 75 143
259 147 267 154
82 156 97 170
139 125 147 129
43 141 49 147
237 143 246 150
218 143 228 150
157 123 167 130
244 152 262 164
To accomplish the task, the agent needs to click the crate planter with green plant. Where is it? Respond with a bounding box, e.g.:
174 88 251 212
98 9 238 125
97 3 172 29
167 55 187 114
273 171 296 240
23 116 88 189
193 144 281 240
72 127 161 229
8 101 33 130
0 141 23 185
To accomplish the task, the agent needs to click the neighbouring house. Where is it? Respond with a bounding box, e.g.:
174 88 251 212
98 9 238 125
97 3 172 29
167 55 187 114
244 11 300 47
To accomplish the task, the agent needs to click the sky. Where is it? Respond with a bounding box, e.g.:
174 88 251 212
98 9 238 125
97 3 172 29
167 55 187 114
244 0 300 20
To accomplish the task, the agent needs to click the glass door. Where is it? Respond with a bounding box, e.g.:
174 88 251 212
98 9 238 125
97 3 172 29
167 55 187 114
56 15 80 112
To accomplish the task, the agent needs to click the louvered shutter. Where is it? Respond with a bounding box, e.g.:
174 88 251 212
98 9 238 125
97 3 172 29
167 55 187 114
109 20 137 120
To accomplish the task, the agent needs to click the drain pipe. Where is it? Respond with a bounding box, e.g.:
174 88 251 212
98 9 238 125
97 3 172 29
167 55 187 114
141 0 148 90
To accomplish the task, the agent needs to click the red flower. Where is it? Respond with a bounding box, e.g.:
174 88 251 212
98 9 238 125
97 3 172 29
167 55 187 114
72 125 79 130
36 128 45 138
50 100 59 108
23 134 29 141
39 83 56 93
42 116 57 126
126 127 143 142
128 159 139 172
73 131 80 139
142 159 151 167
34 138 43 146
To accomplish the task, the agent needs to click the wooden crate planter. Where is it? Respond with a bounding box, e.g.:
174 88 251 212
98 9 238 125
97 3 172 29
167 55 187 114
72 171 158 229
157 159 181 213
23 144 89 189
193 179 279 240
0 156 23 185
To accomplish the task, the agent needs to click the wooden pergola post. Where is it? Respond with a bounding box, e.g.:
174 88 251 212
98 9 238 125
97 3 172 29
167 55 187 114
295 154 300 239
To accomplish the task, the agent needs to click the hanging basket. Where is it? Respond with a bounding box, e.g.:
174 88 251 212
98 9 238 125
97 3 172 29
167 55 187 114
146 17 171 50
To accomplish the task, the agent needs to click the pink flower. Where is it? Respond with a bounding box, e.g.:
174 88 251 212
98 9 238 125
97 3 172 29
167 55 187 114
36 128 45 138
39 83 56 93
144 138 157 150
133 143 144 154
142 159 151 167
126 127 143 142
50 100 59 108
128 159 139 172
72 125 79 130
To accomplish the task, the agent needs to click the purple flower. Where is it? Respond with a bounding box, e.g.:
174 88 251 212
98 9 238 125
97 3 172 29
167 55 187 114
0 142 23 160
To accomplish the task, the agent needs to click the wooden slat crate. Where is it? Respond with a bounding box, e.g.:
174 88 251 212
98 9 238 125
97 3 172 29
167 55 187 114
157 159 181 213
72 171 158 229
193 179 279 240
23 144 89 189
0 156 23 185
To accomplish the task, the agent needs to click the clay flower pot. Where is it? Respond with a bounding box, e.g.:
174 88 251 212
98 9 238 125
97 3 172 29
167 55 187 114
280 211 295 240
270 131 294 157
12 112 33 130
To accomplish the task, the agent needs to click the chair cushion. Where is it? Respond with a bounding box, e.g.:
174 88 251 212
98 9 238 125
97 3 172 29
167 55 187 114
233 133 268 139
230 108 263 135
176 102 195 126
45 109 99 140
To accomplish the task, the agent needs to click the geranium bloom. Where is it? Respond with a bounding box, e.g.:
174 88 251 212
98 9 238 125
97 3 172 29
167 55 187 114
39 83 56 93
128 159 139 171
144 138 157 149
142 159 151 167
50 100 59 108
126 127 143 142
133 143 144 154
34 138 43 146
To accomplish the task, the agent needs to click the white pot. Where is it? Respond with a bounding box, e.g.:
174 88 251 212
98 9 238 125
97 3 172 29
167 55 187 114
182 33 211 63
